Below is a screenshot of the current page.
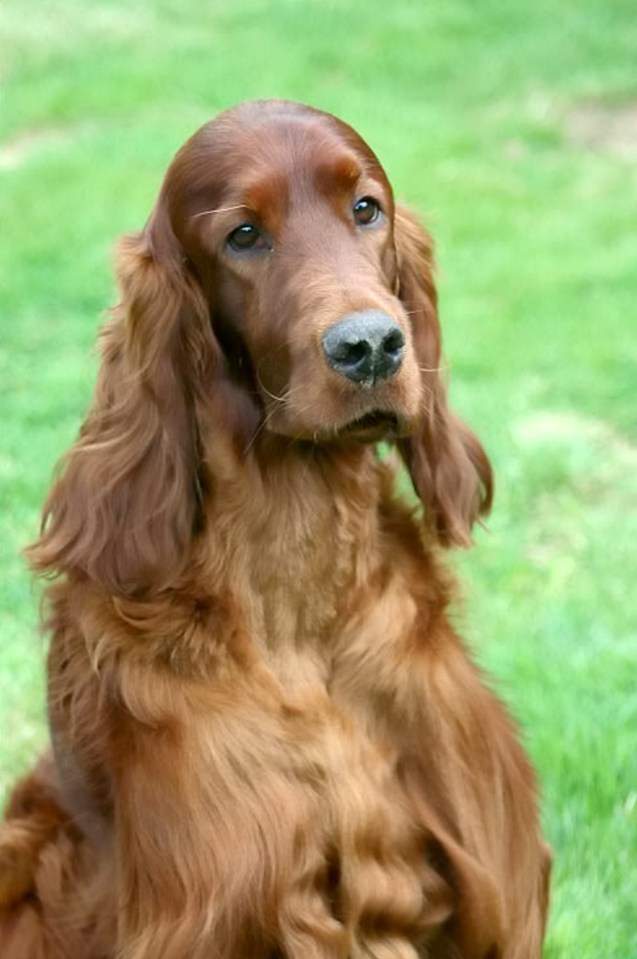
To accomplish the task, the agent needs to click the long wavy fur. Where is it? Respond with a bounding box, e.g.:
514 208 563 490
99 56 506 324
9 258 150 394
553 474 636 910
1 100 549 959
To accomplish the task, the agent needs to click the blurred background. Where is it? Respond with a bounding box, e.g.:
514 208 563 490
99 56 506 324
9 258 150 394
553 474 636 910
1 1 635 954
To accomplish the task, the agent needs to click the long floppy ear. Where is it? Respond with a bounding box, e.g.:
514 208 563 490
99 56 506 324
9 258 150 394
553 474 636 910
394 205 493 546
26 208 217 597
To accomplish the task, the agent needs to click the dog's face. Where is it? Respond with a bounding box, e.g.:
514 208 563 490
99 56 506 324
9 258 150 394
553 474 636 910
161 100 424 443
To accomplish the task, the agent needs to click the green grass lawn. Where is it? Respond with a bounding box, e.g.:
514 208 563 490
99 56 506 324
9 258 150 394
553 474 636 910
1 1 636 954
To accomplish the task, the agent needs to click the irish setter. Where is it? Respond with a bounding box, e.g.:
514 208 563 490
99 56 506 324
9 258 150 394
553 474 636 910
0 99 550 958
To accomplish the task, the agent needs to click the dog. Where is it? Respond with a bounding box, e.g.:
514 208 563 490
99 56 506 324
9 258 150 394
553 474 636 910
0 99 550 958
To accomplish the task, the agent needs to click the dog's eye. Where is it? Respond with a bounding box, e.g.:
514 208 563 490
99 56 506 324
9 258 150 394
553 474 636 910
353 197 381 226
227 224 264 252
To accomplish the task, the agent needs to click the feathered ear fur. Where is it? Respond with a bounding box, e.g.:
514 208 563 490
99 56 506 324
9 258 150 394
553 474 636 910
26 209 218 597
394 205 493 546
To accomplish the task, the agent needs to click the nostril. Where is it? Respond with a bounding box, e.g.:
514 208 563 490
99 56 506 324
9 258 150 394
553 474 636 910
340 341 371 365
382 329 405 357
325 337 374 383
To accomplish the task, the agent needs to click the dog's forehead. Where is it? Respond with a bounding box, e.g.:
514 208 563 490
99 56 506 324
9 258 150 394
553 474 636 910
175 103 391 206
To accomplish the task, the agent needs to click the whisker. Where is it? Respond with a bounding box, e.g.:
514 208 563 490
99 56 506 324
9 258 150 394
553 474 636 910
417 364 448 374
243 406 279 456
191 204 247 219
255 369 292 405
254 360 309 408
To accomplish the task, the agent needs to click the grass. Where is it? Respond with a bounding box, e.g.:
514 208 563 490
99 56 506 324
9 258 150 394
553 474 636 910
1 1 636 954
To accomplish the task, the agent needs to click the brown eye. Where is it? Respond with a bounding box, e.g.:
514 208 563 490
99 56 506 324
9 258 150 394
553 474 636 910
227 224 263 252
353 197 381 226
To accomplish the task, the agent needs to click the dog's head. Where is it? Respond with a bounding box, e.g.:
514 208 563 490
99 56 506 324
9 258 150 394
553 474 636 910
29 101 492 596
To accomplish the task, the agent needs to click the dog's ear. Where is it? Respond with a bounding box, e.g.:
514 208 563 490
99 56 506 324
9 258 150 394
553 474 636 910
26 207 220 598
394 206 493 546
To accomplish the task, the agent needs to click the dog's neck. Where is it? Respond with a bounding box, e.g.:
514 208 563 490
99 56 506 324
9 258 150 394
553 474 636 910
199 438 391 664
100 435 434 698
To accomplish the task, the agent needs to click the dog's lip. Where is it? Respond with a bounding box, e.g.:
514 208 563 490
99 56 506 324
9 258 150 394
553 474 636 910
339 409 402 440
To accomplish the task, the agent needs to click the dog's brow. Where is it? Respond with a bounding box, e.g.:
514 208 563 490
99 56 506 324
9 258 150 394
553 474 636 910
316 153 362 190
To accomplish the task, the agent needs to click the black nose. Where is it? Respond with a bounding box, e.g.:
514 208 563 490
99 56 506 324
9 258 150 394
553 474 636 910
322 311 405 385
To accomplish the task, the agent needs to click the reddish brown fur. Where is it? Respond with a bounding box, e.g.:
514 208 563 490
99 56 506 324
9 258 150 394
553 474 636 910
0 100 550 958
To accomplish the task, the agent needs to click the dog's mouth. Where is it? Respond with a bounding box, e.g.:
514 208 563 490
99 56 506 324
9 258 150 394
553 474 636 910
340 409 402 442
